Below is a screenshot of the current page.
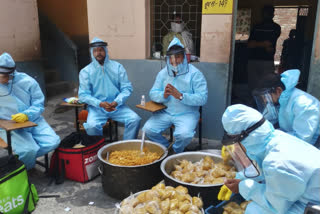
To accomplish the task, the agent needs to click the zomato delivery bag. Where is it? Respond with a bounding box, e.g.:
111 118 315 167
0 155 38 214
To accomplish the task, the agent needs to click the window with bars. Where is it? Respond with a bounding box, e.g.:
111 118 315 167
235 9 251 41
150 0 202 58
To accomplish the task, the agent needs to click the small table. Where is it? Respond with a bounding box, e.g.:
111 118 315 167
0 119 37 155
60 102 85 132
136 101 166 113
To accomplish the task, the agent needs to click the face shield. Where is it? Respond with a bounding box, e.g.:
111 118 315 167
165 47 188 77
0 66 15 97
252 88 279 125
222 118 265 178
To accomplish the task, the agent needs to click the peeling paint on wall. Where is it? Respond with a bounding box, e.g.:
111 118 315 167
200 15 232 63
0 0 41 61
87 0 146 59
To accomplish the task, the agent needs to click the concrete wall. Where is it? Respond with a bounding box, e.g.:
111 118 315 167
37 0 89 44
84 1 233 140
0 0 41 61
200 15 233 63
87 0 148 59
116 60 228 140
16 61 46 96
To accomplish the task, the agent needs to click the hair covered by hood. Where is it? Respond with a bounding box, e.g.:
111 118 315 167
0 52 16 70
89 37 109 64
279 69 300 103
280 69 300 92
222 104 275 163
166 37 188 76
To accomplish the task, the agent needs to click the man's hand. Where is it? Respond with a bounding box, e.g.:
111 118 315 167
262 40 272 48
99 101 110 109
261 41 274 53
164 84 182 100
224 179 241 194
109 101 118 111
99 101 117 112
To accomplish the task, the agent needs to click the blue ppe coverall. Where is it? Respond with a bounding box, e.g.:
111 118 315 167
142 37 208 153
278 69 320 146
78 37 141 139
222 104 320 214
0 53 60 170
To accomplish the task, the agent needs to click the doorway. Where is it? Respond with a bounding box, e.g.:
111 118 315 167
230 0 319 107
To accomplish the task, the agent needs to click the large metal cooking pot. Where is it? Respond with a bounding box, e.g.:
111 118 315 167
115 190 205 213
160 151 224 208
97 140 168 200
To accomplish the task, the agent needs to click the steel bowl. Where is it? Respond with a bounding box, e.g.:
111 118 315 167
115 189 205 214
97 140 168 200
160 151 224 208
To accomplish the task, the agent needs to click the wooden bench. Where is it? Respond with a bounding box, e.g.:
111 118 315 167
0 119 49 172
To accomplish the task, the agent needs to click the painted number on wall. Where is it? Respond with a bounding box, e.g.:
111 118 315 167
202 0 233 14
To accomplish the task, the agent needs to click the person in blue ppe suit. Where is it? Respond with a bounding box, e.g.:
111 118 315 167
142 37 208 153
220 104 320 214
252 69 320 147
0 53 60 170
78 38 141 139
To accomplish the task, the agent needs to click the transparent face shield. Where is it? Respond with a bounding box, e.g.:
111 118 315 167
252 88 279 125
222 118 266 178
0 73 14 97
225 143 260 178
165 53 188 77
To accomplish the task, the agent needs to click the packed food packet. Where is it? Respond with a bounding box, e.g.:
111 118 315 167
63 97 80 104
116 181 203 214
171 156 236 185
223 201 251 214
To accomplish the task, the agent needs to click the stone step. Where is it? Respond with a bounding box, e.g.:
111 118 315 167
46 81 72 98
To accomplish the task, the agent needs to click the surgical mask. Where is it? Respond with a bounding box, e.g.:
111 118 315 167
171 22 184 33
0 75 14 97
262 103 279 125
253 88 279 125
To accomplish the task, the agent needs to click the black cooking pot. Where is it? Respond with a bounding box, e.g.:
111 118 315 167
97 140 168 200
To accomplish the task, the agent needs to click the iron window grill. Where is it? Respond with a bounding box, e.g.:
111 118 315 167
151 0 202 57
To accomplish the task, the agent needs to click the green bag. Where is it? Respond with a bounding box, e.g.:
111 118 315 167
0 156 39 214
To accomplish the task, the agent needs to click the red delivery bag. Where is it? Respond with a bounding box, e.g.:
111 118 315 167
50 132 105 183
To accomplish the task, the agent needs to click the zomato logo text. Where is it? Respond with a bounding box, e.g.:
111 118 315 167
84 154 98 165
0 195 24 213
